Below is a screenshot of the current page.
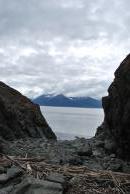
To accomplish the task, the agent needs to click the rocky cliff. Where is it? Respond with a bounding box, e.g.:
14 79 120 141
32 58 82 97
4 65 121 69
0 82 56 140
96 54 130 159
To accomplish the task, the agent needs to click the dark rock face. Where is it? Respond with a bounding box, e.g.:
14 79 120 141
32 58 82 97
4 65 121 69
0 82 56 140
96 54 130 159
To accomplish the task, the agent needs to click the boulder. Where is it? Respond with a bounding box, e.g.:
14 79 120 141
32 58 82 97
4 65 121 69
13 177 63 194
0 82 56 140
96 54 130 159
0 167 64 194
77 144 92 156
46 173 65 185
0 166 23 185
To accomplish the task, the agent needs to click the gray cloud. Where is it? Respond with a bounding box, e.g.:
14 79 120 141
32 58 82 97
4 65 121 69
0 0 129 99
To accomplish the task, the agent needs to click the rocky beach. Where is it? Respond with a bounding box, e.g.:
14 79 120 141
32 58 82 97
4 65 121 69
0 55 130 193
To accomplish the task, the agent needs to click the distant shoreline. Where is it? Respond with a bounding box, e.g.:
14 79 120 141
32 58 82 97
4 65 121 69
40 105 103 109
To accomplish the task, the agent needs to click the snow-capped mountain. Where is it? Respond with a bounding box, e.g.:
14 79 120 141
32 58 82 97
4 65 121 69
33 94 102 108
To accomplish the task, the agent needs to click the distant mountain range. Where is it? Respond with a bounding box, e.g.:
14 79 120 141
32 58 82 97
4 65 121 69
33 94 102 108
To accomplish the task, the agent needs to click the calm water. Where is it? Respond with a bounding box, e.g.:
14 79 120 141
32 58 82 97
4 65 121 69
41 106 104 140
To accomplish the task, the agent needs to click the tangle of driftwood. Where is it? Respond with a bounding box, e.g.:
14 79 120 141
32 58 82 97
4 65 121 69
0 154 130 194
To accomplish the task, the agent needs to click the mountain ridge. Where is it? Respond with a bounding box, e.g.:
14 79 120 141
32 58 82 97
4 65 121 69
33 94 102 108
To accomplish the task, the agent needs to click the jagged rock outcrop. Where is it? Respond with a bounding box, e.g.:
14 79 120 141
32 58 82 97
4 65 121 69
96 54 130 159
0 82 56 140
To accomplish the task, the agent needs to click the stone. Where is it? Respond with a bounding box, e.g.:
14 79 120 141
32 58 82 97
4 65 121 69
7 166 23 179
0 174 8 184
84 159 103 170
0 166 5 174
122 162 130 173
0 166 23 185
46 173 65 184
107 163 123 172
68 156 83 165
69 176 81 186
104 139 116 153
77 144 92 156
110 154 116 158
95 54 130 159
94 140 104 148
92 148 105 158
0 82 56 141
0 186 13 194
13 177 63 194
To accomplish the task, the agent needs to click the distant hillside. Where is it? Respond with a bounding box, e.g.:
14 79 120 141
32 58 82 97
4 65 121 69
33 94 102 108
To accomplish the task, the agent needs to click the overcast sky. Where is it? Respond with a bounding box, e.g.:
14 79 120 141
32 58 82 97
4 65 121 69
0 0 129 99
